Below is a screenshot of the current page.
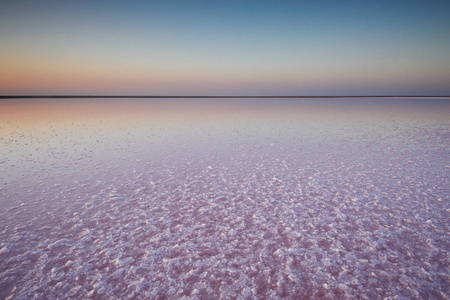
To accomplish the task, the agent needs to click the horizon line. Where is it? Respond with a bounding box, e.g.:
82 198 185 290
1 95 450 99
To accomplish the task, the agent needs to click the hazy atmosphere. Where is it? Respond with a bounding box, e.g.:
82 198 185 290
1 0 450 95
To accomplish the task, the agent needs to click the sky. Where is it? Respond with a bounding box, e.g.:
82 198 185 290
1 0 449 96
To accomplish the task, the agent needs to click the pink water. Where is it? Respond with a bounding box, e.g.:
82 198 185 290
0 98 449 299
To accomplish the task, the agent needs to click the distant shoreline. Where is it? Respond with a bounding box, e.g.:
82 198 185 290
1 95 449 99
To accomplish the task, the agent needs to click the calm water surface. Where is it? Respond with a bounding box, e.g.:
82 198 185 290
0 98 449 299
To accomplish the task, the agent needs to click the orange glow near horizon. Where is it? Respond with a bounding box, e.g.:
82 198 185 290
1 38 449 95
2 59 449 96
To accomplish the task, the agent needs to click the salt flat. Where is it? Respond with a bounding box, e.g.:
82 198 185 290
0 98 448 299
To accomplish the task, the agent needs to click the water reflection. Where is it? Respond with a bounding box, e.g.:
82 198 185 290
0 98 449 298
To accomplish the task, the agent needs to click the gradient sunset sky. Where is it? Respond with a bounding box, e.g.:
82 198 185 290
1 0 449 96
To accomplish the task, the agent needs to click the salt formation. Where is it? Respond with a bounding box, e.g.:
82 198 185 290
0 98 449 299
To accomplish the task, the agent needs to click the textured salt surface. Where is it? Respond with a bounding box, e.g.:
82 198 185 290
0 98 449 299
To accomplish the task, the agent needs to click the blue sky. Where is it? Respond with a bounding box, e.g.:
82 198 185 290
1 0 449 95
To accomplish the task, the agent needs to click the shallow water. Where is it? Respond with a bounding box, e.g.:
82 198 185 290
0 98 449 299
